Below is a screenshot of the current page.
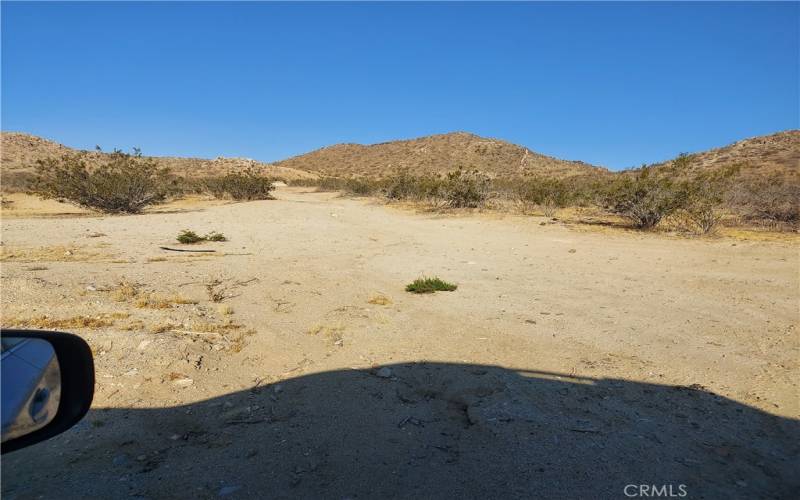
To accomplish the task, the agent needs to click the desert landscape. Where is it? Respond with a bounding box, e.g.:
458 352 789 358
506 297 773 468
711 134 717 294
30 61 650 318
1 126 798 497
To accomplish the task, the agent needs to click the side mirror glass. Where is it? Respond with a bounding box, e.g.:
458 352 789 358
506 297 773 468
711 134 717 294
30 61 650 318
1 331 94 453
2 338 62 441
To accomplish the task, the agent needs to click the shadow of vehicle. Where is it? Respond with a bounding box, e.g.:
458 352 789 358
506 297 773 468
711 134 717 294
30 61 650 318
3 363 798 499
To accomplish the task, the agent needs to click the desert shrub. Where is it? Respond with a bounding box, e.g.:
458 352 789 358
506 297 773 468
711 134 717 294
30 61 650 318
384 170 442 201
405 277 458 293
204 231 227 242
681 165 739 234
32 150 173 214
313 177 347 192
177 230 204 244
604 165 689 229
515 177 575 217
203 167 274 200
177 230 227 244
440 168 491 208
343 178 381 196
727 174 800 228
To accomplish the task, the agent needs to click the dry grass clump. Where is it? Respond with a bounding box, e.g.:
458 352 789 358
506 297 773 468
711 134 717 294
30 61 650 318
307 324 345 347
218 304 234 316
2 313 128 329
0 245 110 263
367 295 392 306
113 280 141 302
148 322 180 334
135 293 198 309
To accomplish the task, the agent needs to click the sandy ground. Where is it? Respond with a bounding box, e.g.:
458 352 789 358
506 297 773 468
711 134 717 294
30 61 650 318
1 187 798 499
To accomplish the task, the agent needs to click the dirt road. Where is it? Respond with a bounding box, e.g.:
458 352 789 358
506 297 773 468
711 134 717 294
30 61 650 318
2 188 798 499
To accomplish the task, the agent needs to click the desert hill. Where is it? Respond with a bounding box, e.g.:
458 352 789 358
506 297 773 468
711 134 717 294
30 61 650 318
0 132 315 191
650 130 800 180
273 132 608 179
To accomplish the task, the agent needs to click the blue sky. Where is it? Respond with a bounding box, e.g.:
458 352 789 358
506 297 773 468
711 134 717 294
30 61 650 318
2 2 798 170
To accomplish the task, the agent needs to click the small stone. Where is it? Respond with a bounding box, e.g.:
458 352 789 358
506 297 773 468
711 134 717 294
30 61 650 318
736 480 747 487
112 454 129 466
218 486 241 496
86 285 97 292
376 367 393 378
136 340 152 351
169 434 181 441
136 454 147 461
273 384 284 394
172 377 193 388
568 249 576 253
123 368 138 377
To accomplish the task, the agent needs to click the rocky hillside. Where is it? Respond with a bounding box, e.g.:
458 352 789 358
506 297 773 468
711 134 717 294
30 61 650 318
1 132 315 191
273 132 608 179
651 130 800 180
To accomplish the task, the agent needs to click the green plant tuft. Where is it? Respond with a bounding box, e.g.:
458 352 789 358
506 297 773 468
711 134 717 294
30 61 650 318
176 230 227 244
405 277 458 294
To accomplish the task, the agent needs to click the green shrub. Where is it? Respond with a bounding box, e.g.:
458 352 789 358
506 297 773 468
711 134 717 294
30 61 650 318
604 165 688 229
203 168 274 200
515 177 575 217
681 165 739 234
177 230 227 244
177 230 204 244
405 277 458 294
440 168 491 208
32 149 173 214
343 178 381 196
203 231 227 242
727 173 800 229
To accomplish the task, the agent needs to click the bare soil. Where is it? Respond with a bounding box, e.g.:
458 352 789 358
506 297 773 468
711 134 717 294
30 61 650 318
2 187 798 499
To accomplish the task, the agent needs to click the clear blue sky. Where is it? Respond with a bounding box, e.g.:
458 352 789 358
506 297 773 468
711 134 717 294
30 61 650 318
2 2 798 170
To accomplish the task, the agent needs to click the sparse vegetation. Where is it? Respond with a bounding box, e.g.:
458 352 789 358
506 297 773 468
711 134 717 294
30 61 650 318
368 295 392 305
514 177 575 217
203 167 275 200
177 229 227 244
440 169 491 208
727 173 800 229
32 149 174 213
134 293 198 309
603 165 689 229
405 277 458 294
177 230 204 244
681 165 740 234
2 313 127 329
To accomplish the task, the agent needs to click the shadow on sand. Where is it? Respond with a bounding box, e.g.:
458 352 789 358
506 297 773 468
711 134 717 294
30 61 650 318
3 363 798 499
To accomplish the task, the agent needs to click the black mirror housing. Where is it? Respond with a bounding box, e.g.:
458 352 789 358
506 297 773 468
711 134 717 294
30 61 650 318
1 330 95 453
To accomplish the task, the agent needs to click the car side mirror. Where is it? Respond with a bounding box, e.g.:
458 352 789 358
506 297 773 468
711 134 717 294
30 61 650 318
1 330 94 453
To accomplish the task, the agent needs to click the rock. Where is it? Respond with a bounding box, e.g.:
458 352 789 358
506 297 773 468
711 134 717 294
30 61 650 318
568 249 576 253
123 368 138 377
137 340 152 351
273 384 284 394
112 453 129 466
376 367 393 378
218 486 241 496
86 285 97 292
172 377 193 388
